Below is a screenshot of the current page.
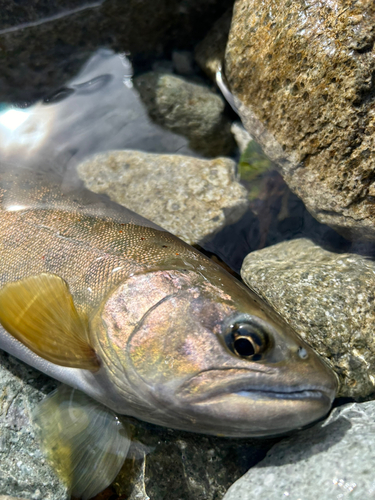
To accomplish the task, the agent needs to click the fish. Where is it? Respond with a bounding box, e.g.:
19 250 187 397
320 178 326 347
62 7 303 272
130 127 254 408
0 167 338 498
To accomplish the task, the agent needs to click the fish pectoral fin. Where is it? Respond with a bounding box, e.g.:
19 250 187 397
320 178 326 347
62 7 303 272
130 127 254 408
33 385 132 500
0 273 99 370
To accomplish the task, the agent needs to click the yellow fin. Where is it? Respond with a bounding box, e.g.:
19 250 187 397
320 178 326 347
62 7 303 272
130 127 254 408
33 385 131 499
0 273 99 370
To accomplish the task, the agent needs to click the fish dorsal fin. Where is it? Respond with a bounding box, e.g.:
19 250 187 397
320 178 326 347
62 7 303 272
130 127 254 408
0 273 99 370
33 385 131 499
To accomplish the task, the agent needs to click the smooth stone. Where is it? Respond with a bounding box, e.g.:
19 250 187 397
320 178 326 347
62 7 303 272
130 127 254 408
226 0 375 241
0 352 68 499
134 72 235 157
77 150 248 245
241 238 375 398
224 401 375 500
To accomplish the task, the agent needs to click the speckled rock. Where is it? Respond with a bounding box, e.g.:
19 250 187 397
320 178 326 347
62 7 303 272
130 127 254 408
134 72 235 157
224 401 375 500
0 351 68 499
113 421 278 500
226 0 375 241
241 238 375 398
77 150 248 245
0 496 29 500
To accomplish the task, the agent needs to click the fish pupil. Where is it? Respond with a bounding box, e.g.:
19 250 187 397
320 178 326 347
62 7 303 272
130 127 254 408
233 337 255 357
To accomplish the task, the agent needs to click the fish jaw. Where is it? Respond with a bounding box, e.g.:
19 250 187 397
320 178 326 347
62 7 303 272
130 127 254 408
91 267 338 437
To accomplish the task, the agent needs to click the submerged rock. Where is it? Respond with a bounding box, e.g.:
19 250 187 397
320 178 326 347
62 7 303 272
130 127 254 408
225 0 375 242
77 150 248 245
224 401 375 500
241 238 375 398
0 352 68 499
134 72 235 157
114 422 278 500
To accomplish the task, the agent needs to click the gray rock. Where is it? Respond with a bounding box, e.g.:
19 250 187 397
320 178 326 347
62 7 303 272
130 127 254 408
224 401 375 500
225 0 375 242
0 496 30 500
241 238 375 398
77 150 248 245
172 51 195 76
114 421 277 500
0 352 68 499
134 72 235 157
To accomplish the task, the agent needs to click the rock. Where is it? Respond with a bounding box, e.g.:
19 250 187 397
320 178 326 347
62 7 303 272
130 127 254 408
0 497 30 500
134 72 235 157
0 0 233 103
195 9 232 80
224 400 375 500
241 238 375 398
77 150 248 245
113 420 278 500
0 351 68 499
172 51 195 76
225 0 375 242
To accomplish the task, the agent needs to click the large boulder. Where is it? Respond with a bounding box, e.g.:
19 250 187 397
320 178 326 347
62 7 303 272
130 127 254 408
225 0 375 241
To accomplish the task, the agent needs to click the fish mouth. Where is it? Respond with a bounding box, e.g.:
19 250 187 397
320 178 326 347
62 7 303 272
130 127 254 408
178 368 337 405
233 388 332 401
174 371 336 437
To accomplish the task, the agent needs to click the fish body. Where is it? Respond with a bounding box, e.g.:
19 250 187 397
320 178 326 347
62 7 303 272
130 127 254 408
0 169 337 438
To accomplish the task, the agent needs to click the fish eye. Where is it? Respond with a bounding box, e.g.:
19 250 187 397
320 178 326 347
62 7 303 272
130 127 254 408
228 321 270 359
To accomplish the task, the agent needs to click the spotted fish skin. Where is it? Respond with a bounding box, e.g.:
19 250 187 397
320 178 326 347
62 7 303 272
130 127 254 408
0 168 337 438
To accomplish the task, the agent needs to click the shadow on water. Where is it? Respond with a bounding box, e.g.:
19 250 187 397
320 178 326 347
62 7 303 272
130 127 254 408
202 175 352 274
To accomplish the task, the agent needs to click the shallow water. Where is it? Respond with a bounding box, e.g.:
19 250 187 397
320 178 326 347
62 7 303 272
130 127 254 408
0 2 372 499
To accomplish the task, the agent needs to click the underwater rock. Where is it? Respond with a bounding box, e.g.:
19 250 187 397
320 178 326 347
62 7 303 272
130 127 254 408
0 497 30 500
77 150 248 245
224 400 375 500
226 0 375 242
241 238 375 398
0 352 68 499
134 72 235 157
114 421 278 500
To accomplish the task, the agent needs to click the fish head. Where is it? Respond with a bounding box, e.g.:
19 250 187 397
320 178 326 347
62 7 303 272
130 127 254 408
94 264 337 437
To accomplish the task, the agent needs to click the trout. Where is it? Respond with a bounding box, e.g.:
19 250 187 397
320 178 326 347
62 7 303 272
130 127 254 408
0 168 337 498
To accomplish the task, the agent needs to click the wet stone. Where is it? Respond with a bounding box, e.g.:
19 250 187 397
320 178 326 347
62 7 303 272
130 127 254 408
241 238 375 398
0 352 68 499
225 0 375 242
77 150 248 245
134 72 235 157
113 421 278 500
224 401 375 500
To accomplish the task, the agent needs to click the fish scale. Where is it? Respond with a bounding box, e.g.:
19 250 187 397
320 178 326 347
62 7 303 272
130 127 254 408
0 168 338 499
